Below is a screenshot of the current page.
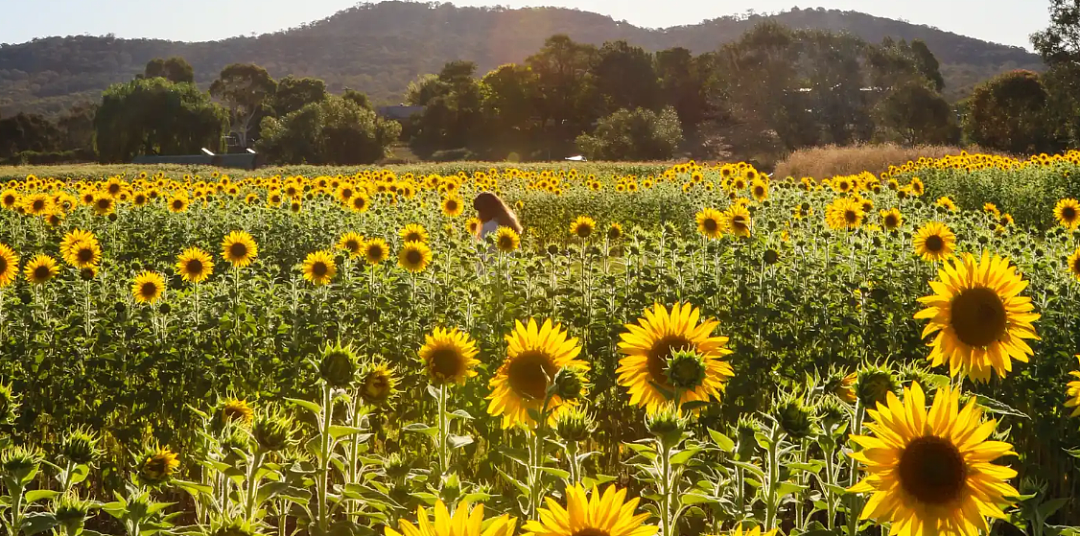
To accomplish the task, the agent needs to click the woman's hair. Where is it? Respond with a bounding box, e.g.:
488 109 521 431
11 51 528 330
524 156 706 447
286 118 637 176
473 192 522 236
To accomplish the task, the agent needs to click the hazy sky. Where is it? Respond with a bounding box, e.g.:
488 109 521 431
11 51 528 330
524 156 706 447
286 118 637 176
5 0 1049 49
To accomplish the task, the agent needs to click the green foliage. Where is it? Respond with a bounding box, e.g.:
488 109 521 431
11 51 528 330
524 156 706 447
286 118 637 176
209 64 277 149
257 95 400 165
93 77 228 163
142 57 195 84
874 81 959 145
962 70 1062 154
577 107 684 161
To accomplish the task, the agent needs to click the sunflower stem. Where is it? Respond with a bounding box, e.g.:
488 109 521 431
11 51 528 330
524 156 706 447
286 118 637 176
846 401 865 536
316 383 334 534
244 450 265 522
437 384 448 480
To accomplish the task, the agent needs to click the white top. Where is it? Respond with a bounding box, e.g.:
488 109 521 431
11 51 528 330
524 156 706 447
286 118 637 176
480 219 500 240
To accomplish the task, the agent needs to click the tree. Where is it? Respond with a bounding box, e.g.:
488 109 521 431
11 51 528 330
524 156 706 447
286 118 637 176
909 40 945 92
479 63 540 157
0 113 61 159
576 106 683 161
342 89 373 110
406 61 484 158
593 40 661 114
655 47 711 131
144 57 195 84
94 77 228 163
1032 0 1080 65
874 82 958 145
257 94 400 165
799 30 873 144
274 76 328 117
963 70 1060 154
209 64 276 149
526 35 601 156
57 101 98 152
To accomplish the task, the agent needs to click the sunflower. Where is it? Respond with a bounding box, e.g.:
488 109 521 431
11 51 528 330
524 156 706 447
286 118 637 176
913 222 956 262
719 525 777 536
466 217 482 236
63 239 102 269
880 208 904 230
0 190 18 210
495 227 520 253
337 232 365 258
60 230 96 259
419 327 481 386
0 244 19 288
398 241 432 273
1065 355 1080 418
935 196 957 212
138 445 179 486
92 195 115 216
695 208 725 240
364 238 389 265
725 205 752 238
848 382 1019 536
1068 248 1080 281
23 193 53 216
825 196 864 231
221 231 258 268
132 271 166 305
168 195 189 213
400 224 429 244
386 500 516 536
175 247 214 284
914 251 1039 382
302 250 337 286
487 318 590 429
521 484 656 536
617 303 734 414
359 363 399 405
24 254 58 285
983 203 1000 218
1054 198 1080 230
750 178 769 202
349 193 371 213
607 222 623 241
442 195 465 218
220 398 254 424
570 216 596 239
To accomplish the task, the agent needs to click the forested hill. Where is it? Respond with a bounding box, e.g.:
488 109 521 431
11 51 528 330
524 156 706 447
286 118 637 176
0 1 1042 117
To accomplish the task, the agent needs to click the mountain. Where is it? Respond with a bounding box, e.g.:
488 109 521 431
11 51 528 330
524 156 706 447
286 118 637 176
0 2 1043 118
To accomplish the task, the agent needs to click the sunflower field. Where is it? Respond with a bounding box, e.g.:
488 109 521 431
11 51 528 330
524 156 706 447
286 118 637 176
1 151 1080 536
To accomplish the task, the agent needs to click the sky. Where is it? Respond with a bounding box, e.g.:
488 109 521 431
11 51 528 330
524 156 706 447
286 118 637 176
4 0 1049 50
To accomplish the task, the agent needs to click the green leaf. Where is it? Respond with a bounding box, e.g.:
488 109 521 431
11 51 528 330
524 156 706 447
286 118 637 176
24 490 60 504
286 398 323 417
973 395 1029 419
680 493 716 505
448 435 473 449
328 426 367 440
669 447 701 466
403 423 438 437
21 512 57 536
1038 497 1070 521
707 429 735 453
410 492 439 505
173 480 213 497
538 467 570 479
776 482 808 499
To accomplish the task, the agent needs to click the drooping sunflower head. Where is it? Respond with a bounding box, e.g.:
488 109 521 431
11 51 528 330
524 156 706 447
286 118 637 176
488 318 589 429
1068 248 1080 281
1055 198 1080 230
570 216 596 239
696 208 726 240
359 362 399 406
24 254 58 285
983 202 1000 218
419 327 480 386
398 241 432 273
176 247 214 284
337 232 365 258
848 382 1019 536
387 500 516 536
617 302 733 415
880 208 903 231
495 227 520 253
773 393 813 440
913 221 956 262
131 271 166 305
252 404 295 453
554 405 596 444
0 243 20 288
521 484 655 536
363 238 389 265
399 223 429 244
607 222 624 241
915 251 1039 382
137 444 179 487
302 250 337 286
221 231 258 268
855 364 900 408
318 342 358 388
725 205 752 238
219 397 254 425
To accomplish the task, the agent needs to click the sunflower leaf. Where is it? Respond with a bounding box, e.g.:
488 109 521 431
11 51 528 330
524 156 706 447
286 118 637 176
974 395 1029 419
707 429 735 453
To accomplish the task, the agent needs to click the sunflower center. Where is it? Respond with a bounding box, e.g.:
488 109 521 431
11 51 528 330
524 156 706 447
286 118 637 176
407 233 421 242
346 240 360 252
368 247 383 259
186 260 204 275
1074 257 1080 274
32 200 45 211
312 262 328 277
844 210 858 224
1065 207 1077 220
924 235 944 253
898 436 966 504
499 236 514 249
172 200 183 209
447 200 458 211
96 199 109 209
406 250 422 264
141 282 158 298
950 286 1007 347
647 336 693 387
732 216 747 230
430 348 464 380
703 218 718 232
229 243 249 259
508 351 557 400
365 374 390 397
34 266 51 280
570 530 611 536
77 248 94 263
0 257 7 274
885 215 898 228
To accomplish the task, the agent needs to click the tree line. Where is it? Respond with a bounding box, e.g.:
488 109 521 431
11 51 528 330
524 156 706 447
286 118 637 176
2 5 1079 166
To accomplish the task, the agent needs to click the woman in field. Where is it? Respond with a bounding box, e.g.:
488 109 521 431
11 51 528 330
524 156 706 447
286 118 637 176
473 191 522 241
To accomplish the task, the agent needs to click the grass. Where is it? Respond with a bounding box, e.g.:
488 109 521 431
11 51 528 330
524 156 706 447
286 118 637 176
772 143 1005 179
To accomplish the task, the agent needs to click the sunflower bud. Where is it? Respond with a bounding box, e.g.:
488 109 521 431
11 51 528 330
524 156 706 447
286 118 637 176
555 406 595 443
209 517 256 536
0 382 19 425
735 415 759 461
665 349 707 393
219 424 252 458
252 406 293 453
551 368 586 402
2 445 42 483
384 452 411 481
774 395 813 440
823 370 857 404
441 472 462 503
319 343 358 388
856 365 900 409
817 397 847 429
61 427 100 465
646 403 687 449
54 493 92 533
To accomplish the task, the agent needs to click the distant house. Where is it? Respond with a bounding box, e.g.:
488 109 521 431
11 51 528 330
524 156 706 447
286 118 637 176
376 105 424 120
132 153 261 170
